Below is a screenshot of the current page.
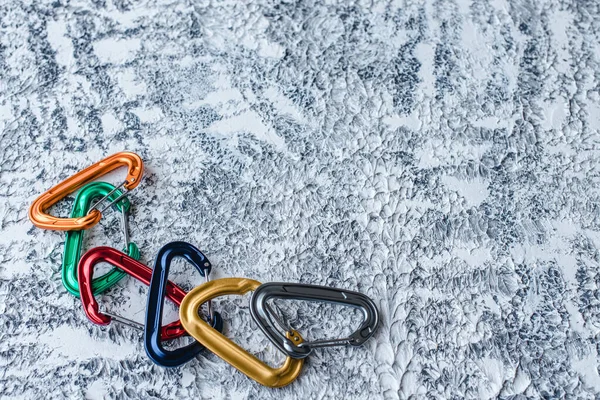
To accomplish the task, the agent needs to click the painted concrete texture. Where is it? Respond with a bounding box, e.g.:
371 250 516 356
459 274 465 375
1 0 600 399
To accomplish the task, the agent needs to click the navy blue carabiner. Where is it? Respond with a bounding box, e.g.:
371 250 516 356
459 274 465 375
145 241 224 367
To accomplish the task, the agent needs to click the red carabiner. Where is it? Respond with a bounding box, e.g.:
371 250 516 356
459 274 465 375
78 247 187 340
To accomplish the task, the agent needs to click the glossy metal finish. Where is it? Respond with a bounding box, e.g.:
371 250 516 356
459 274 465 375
145 241 223 368
62 182 141 297
29 151 143 231
180 278 305 388
78 246 186 340
249 283 380 359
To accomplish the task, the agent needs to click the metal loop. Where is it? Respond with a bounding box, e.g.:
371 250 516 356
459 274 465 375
61 181 138 298
179 278 305 387
78 246 189 341
145 241 223 367
29 151 143 231
249 283 380 359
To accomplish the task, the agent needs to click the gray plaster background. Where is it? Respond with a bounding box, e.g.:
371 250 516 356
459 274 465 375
1 0 600 398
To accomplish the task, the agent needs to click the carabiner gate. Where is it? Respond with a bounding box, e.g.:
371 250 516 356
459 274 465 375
88 180 133 216
249 283 380 359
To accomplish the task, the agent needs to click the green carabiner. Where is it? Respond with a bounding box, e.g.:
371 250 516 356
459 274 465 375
62 182 141 297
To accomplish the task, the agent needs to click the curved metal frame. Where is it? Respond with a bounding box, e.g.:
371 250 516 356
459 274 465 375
180 278 305 388
249 282 380 359
62 182 140 297
145 241 223 367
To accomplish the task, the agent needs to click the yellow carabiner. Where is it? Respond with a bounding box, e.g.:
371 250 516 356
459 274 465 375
179 278 305 388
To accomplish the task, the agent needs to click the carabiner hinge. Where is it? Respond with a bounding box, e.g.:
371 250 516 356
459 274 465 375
121 207 131 252
103 311 145 331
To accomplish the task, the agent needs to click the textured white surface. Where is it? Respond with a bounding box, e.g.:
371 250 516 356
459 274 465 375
1 0 600 398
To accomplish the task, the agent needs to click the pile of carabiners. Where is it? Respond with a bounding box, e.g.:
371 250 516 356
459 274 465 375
28 151 380 388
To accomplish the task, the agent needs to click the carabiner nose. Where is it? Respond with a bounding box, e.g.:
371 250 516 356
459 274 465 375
119 207 140 259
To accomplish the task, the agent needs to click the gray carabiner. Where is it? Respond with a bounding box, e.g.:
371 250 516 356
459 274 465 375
249 282 380 359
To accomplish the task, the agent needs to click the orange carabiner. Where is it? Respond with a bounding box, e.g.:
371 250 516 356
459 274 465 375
29 152 144 231
180 278 305 388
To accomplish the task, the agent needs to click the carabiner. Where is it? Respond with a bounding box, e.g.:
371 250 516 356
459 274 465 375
78 246 186 340
249 283 380 359
145 241 223 368
29 151 143 231
180 278 305 388
62 182 141 297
